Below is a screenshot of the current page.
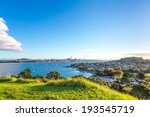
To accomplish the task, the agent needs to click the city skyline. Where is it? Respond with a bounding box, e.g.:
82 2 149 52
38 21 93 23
0 0 150 60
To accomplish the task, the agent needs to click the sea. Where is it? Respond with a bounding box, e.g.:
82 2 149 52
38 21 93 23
0 62 92 78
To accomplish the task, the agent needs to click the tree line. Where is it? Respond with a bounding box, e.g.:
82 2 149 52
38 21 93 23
16 68 62 80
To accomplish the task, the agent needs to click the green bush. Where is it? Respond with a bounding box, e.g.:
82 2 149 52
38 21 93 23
0 78 12 82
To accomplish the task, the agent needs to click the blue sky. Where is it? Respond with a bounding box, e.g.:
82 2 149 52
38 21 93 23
0 0 150 59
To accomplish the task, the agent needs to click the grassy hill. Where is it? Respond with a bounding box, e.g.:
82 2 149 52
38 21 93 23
0 77 137 100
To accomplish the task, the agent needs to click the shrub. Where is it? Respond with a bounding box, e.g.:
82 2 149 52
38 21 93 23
137 72 145 80
47 71 61 80
41 78 49 83
0 78 11 82
72 75 86 79
18 68 32 78
131 85 150 99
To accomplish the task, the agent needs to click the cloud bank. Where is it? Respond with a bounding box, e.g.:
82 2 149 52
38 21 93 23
0 18 23 51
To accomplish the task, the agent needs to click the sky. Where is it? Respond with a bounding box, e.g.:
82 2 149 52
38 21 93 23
0 0 150 60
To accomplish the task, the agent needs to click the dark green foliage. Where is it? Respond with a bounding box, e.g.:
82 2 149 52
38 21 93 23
137 72 145 80
33 75 44 79
41 78 49 83
103 68 114 77
121 77 131 83
121 72 135 83
131 85 150 100
94 67 123 78
47 71 61 80
0 78 12 82
72 75 86 79
18 68 32 78
11 75 18 78
123 72 135 78
111 83 123 91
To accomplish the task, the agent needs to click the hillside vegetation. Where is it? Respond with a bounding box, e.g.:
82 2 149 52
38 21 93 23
0 77 137 100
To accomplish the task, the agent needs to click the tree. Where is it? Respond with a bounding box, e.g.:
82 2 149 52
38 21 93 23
113 70 123 78
121 72 132 83
121 76 131 83
47 71 61 80
18 71 25 78
103 68 114 77
123 72 136 78
137 72 145 80
131 85 150 99
111 83 123 91
18 68 32 78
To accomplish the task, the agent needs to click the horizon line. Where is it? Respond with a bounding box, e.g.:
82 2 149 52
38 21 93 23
0 56 149 61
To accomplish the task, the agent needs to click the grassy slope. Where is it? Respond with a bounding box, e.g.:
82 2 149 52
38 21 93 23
0 78 137 100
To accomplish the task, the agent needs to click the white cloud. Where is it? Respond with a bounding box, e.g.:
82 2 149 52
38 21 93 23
0 18 23 51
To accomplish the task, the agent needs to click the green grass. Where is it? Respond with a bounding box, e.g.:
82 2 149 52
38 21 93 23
0 77 137 100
